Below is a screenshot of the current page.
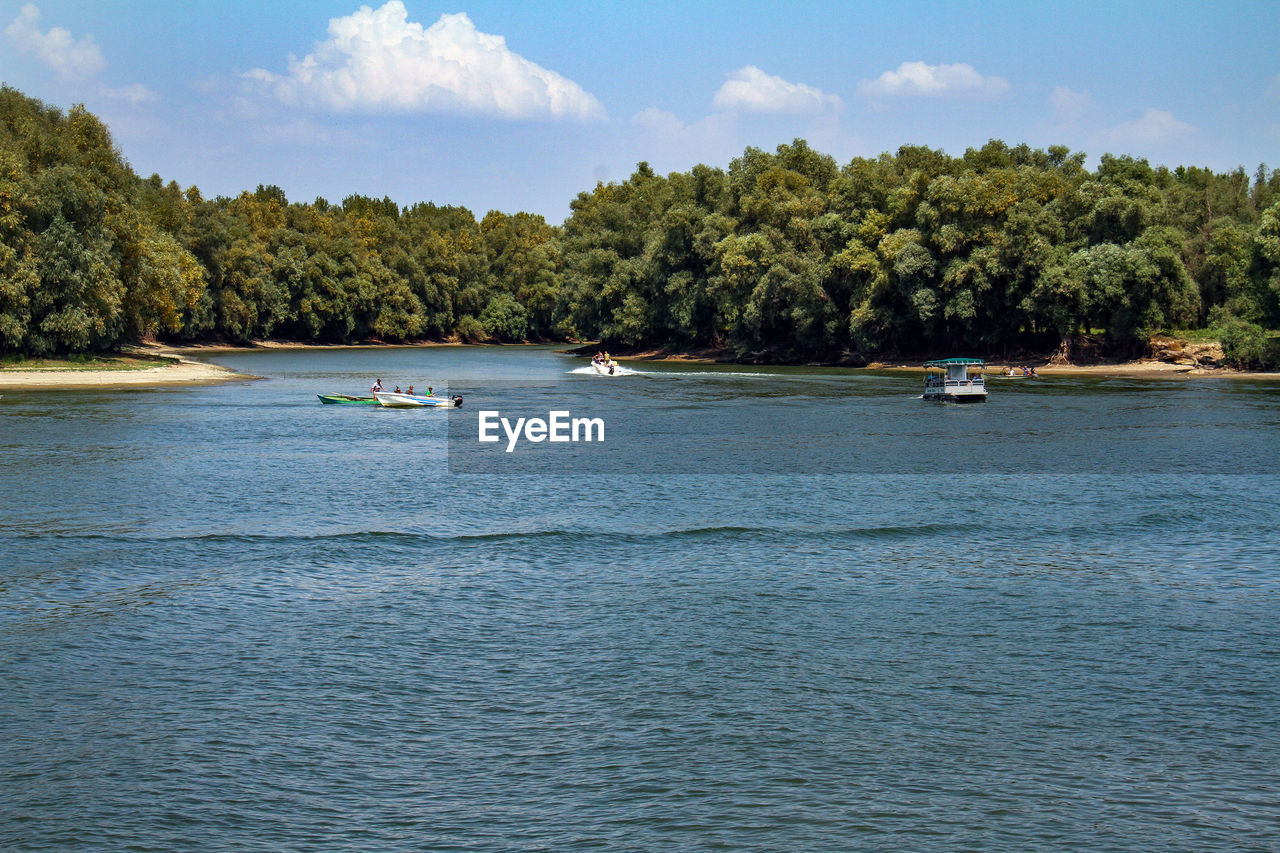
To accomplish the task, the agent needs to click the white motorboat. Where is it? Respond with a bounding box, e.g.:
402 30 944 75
374 391 463 408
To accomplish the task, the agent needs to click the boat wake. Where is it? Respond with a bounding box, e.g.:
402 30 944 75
57 521 957 547
568 365 784 379
569 365 642 376
645 369 782 379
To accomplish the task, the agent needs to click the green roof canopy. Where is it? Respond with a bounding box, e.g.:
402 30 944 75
923 358 984 367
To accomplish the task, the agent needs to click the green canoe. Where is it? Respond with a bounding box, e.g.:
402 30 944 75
317 394 379 405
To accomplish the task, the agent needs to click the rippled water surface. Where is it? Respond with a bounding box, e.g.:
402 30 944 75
3 347 1279 851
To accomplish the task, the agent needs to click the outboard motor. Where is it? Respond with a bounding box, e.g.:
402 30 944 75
452 395 463 408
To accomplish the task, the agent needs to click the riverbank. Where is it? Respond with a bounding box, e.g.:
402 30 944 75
865 360 1280 379
4 338 1277 390
169 339 471 353
0 337 564 390
579 343 1280 379
0 345 257 390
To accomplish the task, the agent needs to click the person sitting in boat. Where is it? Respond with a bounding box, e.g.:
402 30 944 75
427 386 433 396
371 378 383 392
394 386 402 393
406 385 414 395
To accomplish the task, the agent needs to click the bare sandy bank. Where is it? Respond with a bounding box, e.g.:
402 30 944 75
604 347 1280 380
0 338 551 391
171 339 471 353
1033 362 1279 379
859 361 1280 380
0 336 576 392
0 346 258 390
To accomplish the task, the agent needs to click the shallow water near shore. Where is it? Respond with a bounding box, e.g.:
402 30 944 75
3 346 1280 851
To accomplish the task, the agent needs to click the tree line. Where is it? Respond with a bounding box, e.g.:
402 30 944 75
2 86 1278 366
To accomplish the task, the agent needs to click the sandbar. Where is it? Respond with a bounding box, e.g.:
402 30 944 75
0 348 257 390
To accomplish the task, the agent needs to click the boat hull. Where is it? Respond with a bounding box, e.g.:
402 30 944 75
318 394 379 405
922 381 987 403
591 361 617 376
923 390 988 403
374 391 460 408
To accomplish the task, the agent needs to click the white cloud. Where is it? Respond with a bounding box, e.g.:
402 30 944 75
857 61 1009 98
1106 108 1194 146
632 107 687 135
4 3 105 79
1050 86 1093 122
628 106 739 172
4 4 157 103
630 107 735 143
246 2 605 121
712 66 841 114
99 83 159 105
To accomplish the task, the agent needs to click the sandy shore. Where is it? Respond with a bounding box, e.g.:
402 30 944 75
594 345 1279 379
0 338 524 391
861 361 1280 379
606 348 1279 379
3 341 1276 390
1032 362 1274 378
173 339 471 352
0 347 257 390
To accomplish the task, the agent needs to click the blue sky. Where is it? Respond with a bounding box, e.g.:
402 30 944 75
2 0 1277 222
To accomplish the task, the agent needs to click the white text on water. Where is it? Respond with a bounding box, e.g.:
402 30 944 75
477 410 605 452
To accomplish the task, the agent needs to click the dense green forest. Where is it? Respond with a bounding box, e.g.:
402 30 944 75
3 86 1279 366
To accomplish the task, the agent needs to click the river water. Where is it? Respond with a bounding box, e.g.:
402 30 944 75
2 346 1279 851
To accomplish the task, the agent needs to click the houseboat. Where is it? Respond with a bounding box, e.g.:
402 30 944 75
922 358 987 403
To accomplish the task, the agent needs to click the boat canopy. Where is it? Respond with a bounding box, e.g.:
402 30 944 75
923 358 984 367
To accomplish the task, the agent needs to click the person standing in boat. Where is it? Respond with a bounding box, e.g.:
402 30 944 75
371 378 383 392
